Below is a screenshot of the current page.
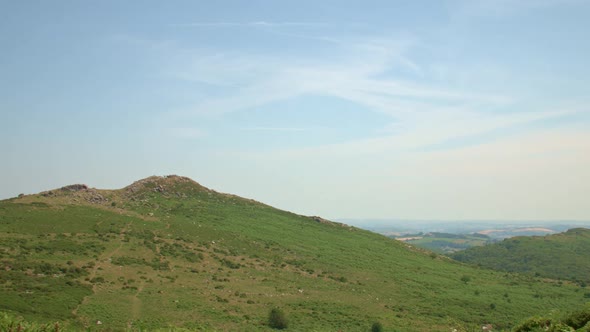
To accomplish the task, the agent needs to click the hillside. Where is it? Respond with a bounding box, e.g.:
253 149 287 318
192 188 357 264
451 228 590 285
0 175 588 331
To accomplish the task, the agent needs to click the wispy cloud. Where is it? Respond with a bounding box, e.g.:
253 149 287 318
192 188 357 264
167 38 517 133
137 26 583 155
171 21 330 28
241 127 309 132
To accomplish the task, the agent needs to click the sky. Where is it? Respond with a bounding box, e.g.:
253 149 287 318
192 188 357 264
1 0 589 222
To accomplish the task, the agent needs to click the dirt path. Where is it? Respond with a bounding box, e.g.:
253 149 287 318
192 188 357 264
72 221 133 321
128 280 146 328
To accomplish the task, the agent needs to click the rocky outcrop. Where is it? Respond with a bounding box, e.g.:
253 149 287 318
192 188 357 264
60 184 89 192
124 175 207 198
85 189 107 204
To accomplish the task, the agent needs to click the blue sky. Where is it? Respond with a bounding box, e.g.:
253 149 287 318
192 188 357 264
1 0 589 222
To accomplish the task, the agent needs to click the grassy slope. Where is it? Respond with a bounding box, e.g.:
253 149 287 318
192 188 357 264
451 228 590 285
0 176 588 331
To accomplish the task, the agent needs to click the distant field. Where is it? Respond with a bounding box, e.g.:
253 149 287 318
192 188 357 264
393 232 492 254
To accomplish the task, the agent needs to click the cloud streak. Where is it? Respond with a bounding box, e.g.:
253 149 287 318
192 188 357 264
240 127 309 132
171 21 330 28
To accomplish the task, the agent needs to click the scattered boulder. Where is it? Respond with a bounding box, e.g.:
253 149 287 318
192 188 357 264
309 216 351 229
85 189 107 204
311 216 329 223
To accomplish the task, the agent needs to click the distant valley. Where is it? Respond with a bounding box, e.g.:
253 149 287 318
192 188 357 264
344 219 590 254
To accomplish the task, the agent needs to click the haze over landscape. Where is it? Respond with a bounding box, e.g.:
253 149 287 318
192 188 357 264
2 1 589 222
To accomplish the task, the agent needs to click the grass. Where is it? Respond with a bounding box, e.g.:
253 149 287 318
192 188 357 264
0 175 588 331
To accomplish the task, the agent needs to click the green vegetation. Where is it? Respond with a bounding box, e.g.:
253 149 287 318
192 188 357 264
513 304 590 331
451 228 590 285
371 321 384 332
0 175 588 331
268 308 288 330
0 311 76 332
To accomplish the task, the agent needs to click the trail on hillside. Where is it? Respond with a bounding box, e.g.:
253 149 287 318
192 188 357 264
72 220 133 322
128 280 146 328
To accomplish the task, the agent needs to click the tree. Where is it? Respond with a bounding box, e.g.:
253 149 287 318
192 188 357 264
268 308 288 330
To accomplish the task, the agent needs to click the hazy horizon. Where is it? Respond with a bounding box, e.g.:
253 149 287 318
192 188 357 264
2 1 589 221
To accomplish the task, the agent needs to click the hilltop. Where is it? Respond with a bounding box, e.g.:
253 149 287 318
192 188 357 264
0 175 588 331
451 228 590 285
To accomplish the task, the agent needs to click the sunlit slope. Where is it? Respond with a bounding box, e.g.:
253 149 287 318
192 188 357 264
452 228 590 285
0 176 587 331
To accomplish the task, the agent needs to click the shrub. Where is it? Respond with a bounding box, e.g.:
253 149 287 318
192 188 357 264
371 321 384 332
548 322 575 332
513 317 552 332
268 308 288 330
562 308 590 329
460 275 471 284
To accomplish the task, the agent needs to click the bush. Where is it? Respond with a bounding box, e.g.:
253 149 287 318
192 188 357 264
268 308 288 330
0 311 66 332
562 308 590 329
371 321 384 332
513 317 552 332
579 321 590 332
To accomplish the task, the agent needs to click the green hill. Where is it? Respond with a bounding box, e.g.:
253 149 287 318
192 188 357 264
451 228 590 285
0 175 588 331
